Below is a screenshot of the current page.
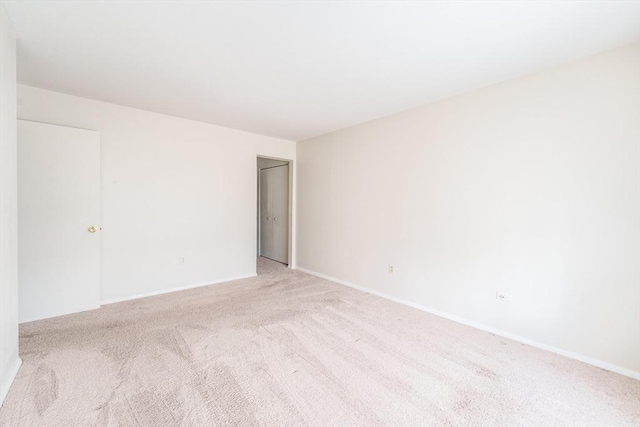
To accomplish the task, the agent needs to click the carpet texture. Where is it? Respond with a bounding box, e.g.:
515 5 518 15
0 257 638 426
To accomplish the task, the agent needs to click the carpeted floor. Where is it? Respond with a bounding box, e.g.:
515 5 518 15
0 257 638 426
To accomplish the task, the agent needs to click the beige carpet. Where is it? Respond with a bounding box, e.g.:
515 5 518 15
0 257 638 426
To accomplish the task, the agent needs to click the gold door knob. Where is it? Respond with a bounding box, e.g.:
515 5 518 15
88 226 98 233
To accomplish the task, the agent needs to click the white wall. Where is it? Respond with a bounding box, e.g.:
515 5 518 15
17 85 296 303
296 45 640 376
0 7 21 405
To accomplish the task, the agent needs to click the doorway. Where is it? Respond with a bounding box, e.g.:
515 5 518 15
17 120 101 323
257 157 290 265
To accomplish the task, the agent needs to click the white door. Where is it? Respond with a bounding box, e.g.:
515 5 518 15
18 120 101 323
259 165 289 264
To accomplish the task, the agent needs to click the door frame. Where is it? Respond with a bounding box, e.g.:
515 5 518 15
257 155 294 267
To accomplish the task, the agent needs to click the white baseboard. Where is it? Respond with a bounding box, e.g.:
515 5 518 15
20 303 101 324
0 357 22 407
295 266 640 380
101 274 257 305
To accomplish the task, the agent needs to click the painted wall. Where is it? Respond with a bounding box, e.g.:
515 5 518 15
0 7 21 405
17 85 296 303
296 45 640 376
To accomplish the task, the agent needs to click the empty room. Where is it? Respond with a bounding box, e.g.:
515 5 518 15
0 1 638 426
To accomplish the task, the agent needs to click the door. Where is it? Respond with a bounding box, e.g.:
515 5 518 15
18 120 101 323
259 165 289 264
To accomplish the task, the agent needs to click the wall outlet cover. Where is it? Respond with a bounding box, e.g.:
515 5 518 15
496 291 510 302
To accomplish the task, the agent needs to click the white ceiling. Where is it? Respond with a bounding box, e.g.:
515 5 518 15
3 1 639 141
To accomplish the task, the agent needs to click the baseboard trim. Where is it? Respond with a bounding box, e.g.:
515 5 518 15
101 274 258 306
0 357 22 407
295 266 640 380
20 304 101 324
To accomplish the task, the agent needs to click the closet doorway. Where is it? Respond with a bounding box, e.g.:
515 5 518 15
257 157 290 265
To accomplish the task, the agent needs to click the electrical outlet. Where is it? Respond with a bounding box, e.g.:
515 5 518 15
496 291 510 302
388 265 395 274
180 257 186 264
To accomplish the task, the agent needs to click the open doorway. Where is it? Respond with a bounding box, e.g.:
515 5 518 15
257 157 291 267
